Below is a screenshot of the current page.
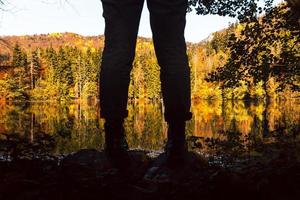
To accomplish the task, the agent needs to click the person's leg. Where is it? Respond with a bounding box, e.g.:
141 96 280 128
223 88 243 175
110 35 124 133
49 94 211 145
100 0 144 120
147 0 192 123
100 0 144 156
147 0 192 163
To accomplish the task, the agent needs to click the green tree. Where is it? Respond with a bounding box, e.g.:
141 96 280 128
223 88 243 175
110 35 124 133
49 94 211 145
29 49 42 89
12 43 28 68
9 43 30 100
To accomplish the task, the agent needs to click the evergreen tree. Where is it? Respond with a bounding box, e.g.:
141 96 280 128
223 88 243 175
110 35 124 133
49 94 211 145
29 49 42 89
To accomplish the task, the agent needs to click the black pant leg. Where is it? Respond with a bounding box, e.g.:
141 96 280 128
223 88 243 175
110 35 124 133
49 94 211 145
100 0 144 120
147 0 192 122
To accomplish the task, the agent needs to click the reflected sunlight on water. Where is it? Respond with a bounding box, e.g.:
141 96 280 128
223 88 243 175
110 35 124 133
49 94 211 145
0 99 299 155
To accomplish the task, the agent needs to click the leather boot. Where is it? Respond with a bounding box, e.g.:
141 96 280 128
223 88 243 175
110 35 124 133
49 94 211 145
104 119 129 159
165 121 188 166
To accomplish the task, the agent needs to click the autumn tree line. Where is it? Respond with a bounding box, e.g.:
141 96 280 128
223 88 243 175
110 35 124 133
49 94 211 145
0 40 161 101
0 3 299 102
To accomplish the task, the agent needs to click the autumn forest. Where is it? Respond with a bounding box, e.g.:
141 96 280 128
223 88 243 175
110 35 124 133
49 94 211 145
0 4 298 103
0 1 300 199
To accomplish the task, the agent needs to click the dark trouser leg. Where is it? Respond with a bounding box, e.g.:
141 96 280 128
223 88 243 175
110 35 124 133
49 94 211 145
147 0 191 164
100 0 144 120
100 0 144 158
147 0 192 123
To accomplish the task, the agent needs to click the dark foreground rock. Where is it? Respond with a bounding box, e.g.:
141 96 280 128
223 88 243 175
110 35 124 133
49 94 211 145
1 149 300 200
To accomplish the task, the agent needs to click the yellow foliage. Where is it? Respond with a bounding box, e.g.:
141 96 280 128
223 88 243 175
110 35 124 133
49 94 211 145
49 33 63 38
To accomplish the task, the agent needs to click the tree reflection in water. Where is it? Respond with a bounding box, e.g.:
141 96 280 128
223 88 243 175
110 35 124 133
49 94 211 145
0 99 299 157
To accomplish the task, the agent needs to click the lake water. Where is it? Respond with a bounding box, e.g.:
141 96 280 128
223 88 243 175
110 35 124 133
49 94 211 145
0 99 299 156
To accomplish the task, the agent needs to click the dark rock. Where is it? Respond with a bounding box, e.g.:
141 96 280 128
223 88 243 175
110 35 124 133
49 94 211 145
0 149 300 200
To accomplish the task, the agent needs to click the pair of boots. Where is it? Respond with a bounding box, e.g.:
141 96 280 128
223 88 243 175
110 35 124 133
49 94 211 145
104 119 187 165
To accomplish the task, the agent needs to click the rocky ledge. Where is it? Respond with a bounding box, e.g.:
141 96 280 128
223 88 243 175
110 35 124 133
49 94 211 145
1 149 300 200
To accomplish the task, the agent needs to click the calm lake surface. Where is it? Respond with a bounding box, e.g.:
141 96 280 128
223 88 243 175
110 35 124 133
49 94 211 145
0 99 299 155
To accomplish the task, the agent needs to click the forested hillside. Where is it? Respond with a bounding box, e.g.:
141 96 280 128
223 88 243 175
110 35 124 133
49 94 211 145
0 3 299 102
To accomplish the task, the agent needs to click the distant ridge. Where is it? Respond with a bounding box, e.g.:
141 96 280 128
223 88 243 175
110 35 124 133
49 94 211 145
0 32 153 54
0 32 104 54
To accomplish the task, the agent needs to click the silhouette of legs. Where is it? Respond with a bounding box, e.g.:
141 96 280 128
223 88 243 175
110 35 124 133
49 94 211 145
100 0 144 161
100 0 191 121
100 0 192 164
100 0 144 120
147 0 191 164
147 0 192 123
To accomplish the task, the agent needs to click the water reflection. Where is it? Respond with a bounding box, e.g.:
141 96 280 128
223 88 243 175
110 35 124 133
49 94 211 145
0 100 299 155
